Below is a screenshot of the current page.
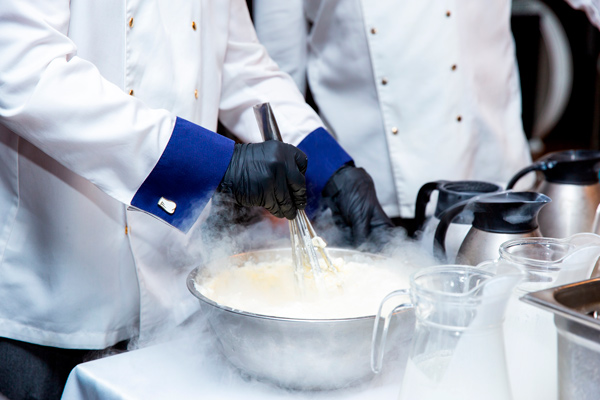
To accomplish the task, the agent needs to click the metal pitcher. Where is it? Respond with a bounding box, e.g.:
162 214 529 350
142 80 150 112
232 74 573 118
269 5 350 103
414 180 502 262
434 191 551 265
506 149 600 238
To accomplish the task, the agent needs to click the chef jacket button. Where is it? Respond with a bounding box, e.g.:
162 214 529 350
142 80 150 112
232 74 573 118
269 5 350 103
451 64 457 71
192 21 197 30
370 27 377 35
128 89 134 96
446 11 451 17
125 225 129 235
128 17 134 28
391 127 398 135
457 115 462 122
381 78 388 85
194 89 198 99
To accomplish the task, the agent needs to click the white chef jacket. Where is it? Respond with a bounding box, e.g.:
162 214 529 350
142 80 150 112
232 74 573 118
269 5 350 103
254 0 541 219
0 0 351 349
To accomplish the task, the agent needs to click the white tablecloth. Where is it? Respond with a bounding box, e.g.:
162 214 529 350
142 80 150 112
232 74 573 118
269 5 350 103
61 329 405 400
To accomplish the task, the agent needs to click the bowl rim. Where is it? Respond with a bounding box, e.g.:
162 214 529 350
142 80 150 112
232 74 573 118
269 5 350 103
186 247 403 323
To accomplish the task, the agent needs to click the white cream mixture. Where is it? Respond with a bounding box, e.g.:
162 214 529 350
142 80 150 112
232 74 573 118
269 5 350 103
195 256 410 319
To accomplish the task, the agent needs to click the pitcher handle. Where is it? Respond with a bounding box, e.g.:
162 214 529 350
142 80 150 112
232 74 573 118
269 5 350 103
506 160 556 190
414 181 445 232
433 199 469 262
371 289 413 374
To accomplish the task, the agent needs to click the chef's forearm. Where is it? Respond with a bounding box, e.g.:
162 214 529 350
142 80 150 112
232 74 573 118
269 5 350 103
298 128 353 213
253 0 309 94
564 0 600 28
131 118 234 232
0 1 175 204
0 0 241 232
218 0 321 147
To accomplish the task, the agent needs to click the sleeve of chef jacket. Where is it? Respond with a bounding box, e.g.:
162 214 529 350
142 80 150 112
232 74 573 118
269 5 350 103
252 0 309 96
564 0 600 29
216 0 353 213
0 1 234 233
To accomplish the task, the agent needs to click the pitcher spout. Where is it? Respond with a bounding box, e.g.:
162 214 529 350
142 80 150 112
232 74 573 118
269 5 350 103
566 233 600 278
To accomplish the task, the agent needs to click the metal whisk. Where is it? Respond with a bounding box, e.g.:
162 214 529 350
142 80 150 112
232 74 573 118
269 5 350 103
288 209 338 292
253 102 338 293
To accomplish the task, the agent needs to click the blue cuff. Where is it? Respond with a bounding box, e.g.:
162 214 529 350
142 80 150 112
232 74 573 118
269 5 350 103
297 127 353 214
131 117 235 232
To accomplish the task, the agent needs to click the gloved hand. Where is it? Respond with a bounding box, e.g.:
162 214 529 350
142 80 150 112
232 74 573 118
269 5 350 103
218 141 308 220
322 164 395 249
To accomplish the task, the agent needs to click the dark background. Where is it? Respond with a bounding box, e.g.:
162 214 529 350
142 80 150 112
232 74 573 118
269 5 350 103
512 0 600 156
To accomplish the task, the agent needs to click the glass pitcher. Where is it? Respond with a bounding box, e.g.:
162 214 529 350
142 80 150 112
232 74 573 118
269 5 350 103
371 262 523 400
499 233 600 400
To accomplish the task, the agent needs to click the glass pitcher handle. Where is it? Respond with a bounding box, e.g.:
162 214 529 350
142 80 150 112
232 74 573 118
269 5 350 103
371 289 413 374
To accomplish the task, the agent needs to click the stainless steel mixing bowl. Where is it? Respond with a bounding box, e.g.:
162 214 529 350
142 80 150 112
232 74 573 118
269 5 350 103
186 248 415 390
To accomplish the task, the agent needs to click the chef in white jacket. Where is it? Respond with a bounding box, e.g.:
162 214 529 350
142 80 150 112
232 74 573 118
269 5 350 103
253 0 600 233
0 1 393 398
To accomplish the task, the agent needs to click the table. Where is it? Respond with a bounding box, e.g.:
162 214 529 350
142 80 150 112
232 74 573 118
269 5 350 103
61 328 405 400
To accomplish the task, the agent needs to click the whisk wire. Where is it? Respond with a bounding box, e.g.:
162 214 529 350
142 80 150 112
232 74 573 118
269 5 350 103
289 210 339 293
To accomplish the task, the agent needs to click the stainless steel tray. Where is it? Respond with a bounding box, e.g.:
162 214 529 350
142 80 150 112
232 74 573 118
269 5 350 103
521 277 600 331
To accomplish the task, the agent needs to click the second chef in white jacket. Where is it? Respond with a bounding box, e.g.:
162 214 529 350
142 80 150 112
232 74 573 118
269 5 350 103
254 0 600 232
253 0 539 233
0 1 393 398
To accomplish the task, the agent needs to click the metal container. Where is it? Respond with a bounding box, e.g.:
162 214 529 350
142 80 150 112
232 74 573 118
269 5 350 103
414 180 502 262
434 191 550 265
187 248 415 390
507 149 600 238
521 278 600 400
540 181 600 237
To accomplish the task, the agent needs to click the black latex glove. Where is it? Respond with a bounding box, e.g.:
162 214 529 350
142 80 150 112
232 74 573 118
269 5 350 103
322 164 395 249
218 141 308 220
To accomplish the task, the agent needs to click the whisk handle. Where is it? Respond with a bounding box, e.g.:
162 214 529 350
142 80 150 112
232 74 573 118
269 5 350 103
253 102 284 142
